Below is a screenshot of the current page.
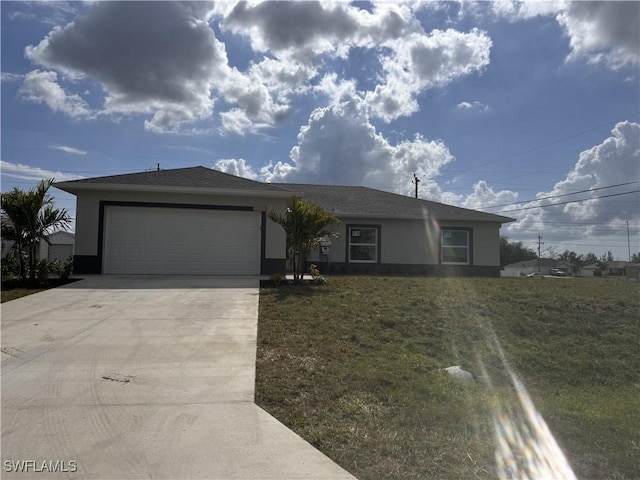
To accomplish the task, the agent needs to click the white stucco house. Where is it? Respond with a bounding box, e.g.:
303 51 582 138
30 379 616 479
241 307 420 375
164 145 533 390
55 167 514 277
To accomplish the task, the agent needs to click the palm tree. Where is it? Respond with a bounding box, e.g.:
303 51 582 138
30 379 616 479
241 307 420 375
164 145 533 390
268 197 339 282
1 179 71 282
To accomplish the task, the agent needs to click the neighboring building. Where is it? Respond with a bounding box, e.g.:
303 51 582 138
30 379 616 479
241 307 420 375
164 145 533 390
55 166 513 277
39 231 75 262
1 230 74 262
581 264 599 277
501 258 559 277
603 261 632 276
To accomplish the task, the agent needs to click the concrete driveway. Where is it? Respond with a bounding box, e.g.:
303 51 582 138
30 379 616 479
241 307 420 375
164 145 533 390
1 276 355 479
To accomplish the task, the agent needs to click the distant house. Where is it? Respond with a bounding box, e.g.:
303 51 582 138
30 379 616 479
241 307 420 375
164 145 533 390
581 264 599 277
1 231 74 262
603 261 632 276
55 166 514 276
39 231 75 262
501 258 577 277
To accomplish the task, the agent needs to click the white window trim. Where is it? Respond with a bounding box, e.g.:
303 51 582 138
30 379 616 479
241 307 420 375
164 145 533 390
348 227 378 263
441 229 470 265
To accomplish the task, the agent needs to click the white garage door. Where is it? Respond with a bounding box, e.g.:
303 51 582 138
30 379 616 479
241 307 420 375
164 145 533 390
103 206 260 275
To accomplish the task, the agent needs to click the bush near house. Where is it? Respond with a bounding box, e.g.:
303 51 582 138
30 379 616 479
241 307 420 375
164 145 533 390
257 276 639 480
1 257 78 303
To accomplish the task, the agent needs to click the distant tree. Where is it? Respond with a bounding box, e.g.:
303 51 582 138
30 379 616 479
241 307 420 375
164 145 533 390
500 237 537 266
0 179 71 282
582 252 598 266
558 250 583 265
543 245 560 260
268 197 339 282
595 250 614 272
631 252 640 263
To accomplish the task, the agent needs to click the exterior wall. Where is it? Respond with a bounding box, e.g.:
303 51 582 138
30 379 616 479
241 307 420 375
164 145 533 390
38 232 74 261
501 267 522 277
308 217 504 276
73 190 287 275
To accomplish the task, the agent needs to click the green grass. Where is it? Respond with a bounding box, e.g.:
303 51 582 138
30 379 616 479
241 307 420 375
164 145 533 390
256 276 640 479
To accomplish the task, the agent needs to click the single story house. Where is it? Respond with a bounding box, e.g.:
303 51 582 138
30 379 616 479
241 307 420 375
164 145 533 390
1 228 74 263
501 258 577 277
39 231 75 262
603 260 633 276
582 261 640 277
54 166 513 277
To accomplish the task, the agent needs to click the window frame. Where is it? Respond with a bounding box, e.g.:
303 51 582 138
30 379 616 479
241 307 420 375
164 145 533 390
347 225 380 264
440 227 472 265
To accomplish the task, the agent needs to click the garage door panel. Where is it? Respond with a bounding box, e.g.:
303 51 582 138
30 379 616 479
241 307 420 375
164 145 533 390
104 207 260 275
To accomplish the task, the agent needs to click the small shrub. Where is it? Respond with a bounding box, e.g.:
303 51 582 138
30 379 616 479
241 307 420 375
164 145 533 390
60 256 73 280
1 253 20 278
49 256 74 280
271 272 283 286
36 259 52 286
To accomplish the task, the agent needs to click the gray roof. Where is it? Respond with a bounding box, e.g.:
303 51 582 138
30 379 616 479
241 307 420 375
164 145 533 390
55 166 513 223
55 166 291 193
273 183 514 223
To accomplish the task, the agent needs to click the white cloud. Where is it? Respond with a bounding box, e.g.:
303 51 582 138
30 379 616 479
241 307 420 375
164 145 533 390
248 93 455 202
213 158 259 181
50 145 87 155
18 1 495 135
488 0 565 21
462 180 517 210
490 1 639 70
220 1 417 58
456 100 489 113
19 70 93 118
24 2 224 133
1 72 23 83
507 121 640 240
558 2 640 70
366 29 492 122
0 160 84 182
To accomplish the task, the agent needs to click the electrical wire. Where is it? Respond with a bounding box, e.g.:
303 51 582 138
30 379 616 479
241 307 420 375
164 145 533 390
497 190 640 213
485 181 639 209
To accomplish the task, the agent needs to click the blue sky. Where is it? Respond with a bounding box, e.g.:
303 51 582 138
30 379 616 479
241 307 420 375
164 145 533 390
2 1 639 260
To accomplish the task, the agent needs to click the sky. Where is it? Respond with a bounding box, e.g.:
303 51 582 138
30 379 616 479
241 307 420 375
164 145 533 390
1 0 639 261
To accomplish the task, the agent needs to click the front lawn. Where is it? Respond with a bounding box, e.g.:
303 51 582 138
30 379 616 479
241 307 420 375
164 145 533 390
256 276 639 480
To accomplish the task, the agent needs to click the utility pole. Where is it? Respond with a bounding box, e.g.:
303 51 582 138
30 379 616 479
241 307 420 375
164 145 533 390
413 174 420 199
627 220 631 262
537 235 544 273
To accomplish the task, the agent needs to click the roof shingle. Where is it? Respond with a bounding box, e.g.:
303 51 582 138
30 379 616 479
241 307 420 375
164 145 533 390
55 166 291 193
55 166 513 223
273 183 513 223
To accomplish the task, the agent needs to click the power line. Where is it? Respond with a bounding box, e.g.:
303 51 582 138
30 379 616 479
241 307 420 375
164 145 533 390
497 190 640 213
485 181 639 209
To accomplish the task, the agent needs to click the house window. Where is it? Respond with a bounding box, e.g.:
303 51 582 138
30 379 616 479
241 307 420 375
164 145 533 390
441 229 470 265
348 226 379 263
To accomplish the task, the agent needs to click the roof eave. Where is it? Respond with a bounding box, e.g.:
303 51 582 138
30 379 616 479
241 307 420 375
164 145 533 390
53 182 293 199
330 212 515 223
